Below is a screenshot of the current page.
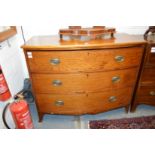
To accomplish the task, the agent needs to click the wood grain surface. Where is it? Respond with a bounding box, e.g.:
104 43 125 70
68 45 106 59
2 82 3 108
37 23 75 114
21 34 146 120
31 68 138 94
21 34 146 50
35 87 132 115
140 66 155 86
26 47 143 73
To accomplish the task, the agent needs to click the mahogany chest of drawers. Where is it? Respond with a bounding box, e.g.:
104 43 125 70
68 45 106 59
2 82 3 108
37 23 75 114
22 34 146 121
131 34 155 111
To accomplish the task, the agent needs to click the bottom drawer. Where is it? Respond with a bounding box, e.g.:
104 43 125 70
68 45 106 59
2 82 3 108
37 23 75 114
35 87 133 115
136 86 155 105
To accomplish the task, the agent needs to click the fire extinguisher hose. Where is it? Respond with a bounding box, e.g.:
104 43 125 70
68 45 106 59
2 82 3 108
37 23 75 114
2 103 11 129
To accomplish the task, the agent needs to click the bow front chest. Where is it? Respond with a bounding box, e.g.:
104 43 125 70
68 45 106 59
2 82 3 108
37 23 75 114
22 34 146 121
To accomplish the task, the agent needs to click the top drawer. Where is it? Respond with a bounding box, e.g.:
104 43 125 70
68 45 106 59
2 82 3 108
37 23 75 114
26 47 143 73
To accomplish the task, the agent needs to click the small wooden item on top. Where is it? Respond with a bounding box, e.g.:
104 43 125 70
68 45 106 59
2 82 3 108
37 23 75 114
59 26 116 40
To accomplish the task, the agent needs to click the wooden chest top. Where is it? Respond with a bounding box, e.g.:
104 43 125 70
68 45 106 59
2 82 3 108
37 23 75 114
22 34 146 51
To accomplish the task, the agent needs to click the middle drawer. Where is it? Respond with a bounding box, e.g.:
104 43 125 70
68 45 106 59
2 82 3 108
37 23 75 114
31 68 137 94
141 66 155 86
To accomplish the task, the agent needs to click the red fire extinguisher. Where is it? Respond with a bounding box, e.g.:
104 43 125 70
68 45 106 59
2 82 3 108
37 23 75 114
0 67 11 101
2 99 34 129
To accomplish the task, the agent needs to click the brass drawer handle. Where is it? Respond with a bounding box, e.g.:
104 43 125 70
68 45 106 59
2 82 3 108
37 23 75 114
55 100 64 106
115 55 125 62
149 91 155 96
112 76 120 83
52 80 62 86
50 58 60 65
109 96 117 102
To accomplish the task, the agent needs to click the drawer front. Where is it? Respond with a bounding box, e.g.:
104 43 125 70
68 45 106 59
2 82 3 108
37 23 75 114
36 87 133 115
26 47 143 73
136 86 155 105
141 67 155 86
147 53 155 66
136 96 155 105
137 86 155 96
32 68 137 94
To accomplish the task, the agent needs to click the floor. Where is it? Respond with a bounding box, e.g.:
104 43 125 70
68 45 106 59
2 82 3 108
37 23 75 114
30 103 155 129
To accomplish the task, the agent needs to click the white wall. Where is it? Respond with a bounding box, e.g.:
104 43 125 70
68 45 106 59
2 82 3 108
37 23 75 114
0 36 26 96
116 26 148 34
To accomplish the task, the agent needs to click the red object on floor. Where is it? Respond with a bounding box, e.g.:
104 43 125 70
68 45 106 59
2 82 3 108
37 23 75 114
10 100 33 129
0 67 11 101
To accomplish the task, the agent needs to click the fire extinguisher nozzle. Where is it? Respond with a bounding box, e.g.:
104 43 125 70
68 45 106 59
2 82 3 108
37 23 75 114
2 103 11 129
